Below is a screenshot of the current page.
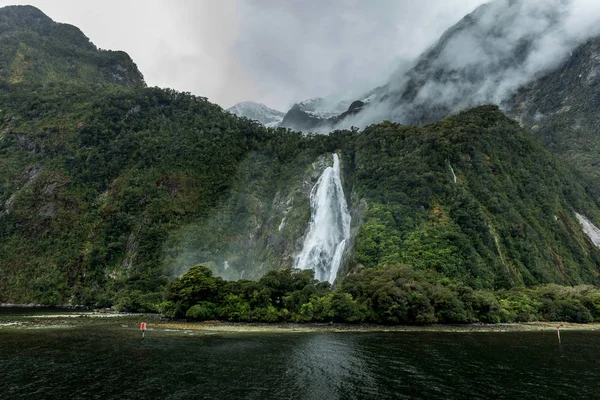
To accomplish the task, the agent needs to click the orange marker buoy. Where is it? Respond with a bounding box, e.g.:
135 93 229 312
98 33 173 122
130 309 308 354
140 321 147 339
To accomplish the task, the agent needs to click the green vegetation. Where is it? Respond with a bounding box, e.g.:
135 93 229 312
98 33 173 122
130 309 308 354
163 265 600 324
0 5 144 87
2 6 600 325
350 107 600 290
0 80 336 305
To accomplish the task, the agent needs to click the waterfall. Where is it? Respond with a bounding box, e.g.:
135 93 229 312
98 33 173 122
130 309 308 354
488 224 514 285
449 163 457 184
575 212 600 248
295 153 351 284
278 216 287 232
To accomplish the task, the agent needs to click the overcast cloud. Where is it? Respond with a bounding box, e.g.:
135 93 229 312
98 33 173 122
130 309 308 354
317 0 600 131
0 0 488 110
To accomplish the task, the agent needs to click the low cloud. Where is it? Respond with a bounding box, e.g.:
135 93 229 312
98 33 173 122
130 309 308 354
323 0 600 130
5 0 596 118
233 0 487 110
0 0 488 110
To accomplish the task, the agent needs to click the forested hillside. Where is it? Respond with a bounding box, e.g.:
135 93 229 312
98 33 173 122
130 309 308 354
0 6 143 87
0 80 337 305
350 107 600 289
2 6 600 324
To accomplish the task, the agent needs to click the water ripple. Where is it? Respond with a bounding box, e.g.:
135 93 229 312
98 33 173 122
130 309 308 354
1 328 599 399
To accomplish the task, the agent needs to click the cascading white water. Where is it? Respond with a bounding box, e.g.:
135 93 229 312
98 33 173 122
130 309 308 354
488 224 513 285
295 153 351 284
449 163 457 184
575 212 600 248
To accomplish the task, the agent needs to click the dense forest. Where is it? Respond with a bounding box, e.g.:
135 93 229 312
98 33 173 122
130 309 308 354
3 5 600 324
163 265 600 324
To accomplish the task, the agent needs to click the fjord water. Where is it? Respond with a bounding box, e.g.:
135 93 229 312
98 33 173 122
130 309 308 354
295 153 351 284
1 322 599 399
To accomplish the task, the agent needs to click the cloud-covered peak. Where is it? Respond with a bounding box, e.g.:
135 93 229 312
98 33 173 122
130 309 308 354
227 101 285 127
302 0 600 131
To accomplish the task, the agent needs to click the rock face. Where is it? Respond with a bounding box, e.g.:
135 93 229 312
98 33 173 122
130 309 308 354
279 103 328 132
279 98 369 133
227 102 285 127
503 36 600 183
167 153 335 281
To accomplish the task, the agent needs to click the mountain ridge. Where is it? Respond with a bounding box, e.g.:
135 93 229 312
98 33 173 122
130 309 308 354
0 5 145 87
2 4 600 316
276 0 600 134
227 101 285 127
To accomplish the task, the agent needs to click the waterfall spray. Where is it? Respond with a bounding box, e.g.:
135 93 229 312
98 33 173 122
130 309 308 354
295 154 351 284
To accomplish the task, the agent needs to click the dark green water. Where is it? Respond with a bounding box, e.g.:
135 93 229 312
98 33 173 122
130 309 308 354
1 320 599 400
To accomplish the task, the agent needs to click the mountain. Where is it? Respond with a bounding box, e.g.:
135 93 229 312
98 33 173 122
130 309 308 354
503 36 600 184
3 5 600 319
277 0 600 207
350 106 600 289
227 101 285 127
279 97 371 132
0 5 144 87
279 0 600 134
3 71 600 305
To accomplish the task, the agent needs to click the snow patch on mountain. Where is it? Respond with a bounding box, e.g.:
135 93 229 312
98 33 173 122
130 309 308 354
280 0 600 133
227 101 285 127
296 97 351 119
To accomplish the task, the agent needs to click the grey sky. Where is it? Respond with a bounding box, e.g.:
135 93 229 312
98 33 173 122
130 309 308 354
0 0 488 110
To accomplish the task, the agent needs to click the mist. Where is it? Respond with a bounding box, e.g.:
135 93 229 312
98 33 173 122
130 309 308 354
0 0 491 110
327 0 600 131
232 0 488 110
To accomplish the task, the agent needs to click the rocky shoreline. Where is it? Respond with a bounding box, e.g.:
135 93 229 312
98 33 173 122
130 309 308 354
156 320 600 333
0 303 90 309
1 310 600 333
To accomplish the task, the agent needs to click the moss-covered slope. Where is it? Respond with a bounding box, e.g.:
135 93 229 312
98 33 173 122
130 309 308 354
349 106 600 290
0 5 144 87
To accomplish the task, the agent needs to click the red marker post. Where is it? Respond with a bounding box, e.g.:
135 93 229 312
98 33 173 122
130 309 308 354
140 321 147 339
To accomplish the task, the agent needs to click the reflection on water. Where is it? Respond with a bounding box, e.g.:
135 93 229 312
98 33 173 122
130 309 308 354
287 334 376 399
0 322 599 400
